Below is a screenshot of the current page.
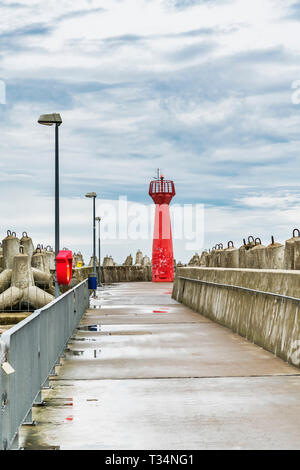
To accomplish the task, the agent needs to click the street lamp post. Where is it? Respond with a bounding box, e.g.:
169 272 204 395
38 113 62 298
85 192 97 295
95 217 102 287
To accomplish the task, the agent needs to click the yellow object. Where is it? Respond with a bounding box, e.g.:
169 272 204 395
76 261 82 268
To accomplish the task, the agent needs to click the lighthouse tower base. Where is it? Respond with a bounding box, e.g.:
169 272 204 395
152 203 174 282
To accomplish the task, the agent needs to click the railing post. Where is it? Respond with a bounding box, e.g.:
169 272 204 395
1 339 10 450
0 339 5 450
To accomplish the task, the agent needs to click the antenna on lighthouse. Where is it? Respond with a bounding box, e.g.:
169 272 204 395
153 168 160 180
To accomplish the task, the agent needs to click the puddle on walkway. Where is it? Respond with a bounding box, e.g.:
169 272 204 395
78 324 103 332
70 337 96 341
77 324 152 335
66 349 85 356
65 348 102 359
109 331 152 336
41 397 74 407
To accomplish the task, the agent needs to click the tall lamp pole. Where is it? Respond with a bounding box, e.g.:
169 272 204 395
38 113 62 298
85 192 97 294
95 217 102 287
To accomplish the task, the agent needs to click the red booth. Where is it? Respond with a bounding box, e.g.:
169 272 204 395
56 250 73 285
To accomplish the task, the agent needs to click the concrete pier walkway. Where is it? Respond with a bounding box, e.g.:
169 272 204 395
21 282 300 450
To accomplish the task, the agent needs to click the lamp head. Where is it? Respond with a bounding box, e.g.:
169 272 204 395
95 216 101 221
85 192 97 198
38 113 62 126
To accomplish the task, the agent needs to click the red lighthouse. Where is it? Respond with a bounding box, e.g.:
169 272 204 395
149 171 175 282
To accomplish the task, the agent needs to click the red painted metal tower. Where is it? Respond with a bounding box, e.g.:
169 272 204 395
149 171 176 282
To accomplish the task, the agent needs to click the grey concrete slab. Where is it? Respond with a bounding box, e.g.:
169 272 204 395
90 282 176 307
84 303 209 324
97 296 178 306
20 282 300 450
57 322 299 380
21 377 300 450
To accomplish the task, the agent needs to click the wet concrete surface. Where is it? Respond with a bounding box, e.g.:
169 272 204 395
20 282 300 450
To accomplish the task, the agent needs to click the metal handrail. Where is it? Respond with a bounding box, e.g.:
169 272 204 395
178 276 300 303
0 279 89 450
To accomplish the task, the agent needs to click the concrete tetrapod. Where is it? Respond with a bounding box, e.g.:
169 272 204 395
2 230 20 269
88 256 99 268
249 238 267 269
73 253 79 268
103 255 114 267
0 242 3 271
293 238 300 271
205 251 212 267
224 241 239 268
135 249 143 265
219 244 229 267
141 255 151 266
199 250 210 267
32 245 50 273
0 268 12 294
188 253 201 266
239 237 255 268
73 252 85 268
0 247 54 310
284 229 300 270
208 248 216 267
238 240 248 268
32 267 53 292
20 232 35 258
244 236 257 268
266 237 284 269
210 244 224 267
0 286 23 311
44 245 55 270
123 255 133 266
31 246 53 292
0 231 21 295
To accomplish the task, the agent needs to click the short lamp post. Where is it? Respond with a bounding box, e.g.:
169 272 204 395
95 217 102 287
38 113 62 298
85 192 97 294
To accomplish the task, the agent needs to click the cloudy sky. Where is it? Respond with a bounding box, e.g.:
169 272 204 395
1 0 300 263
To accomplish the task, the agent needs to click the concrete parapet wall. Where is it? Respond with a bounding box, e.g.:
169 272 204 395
70 265 152 287
101 265 152 283
72 266 94 284
172 267 300 367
